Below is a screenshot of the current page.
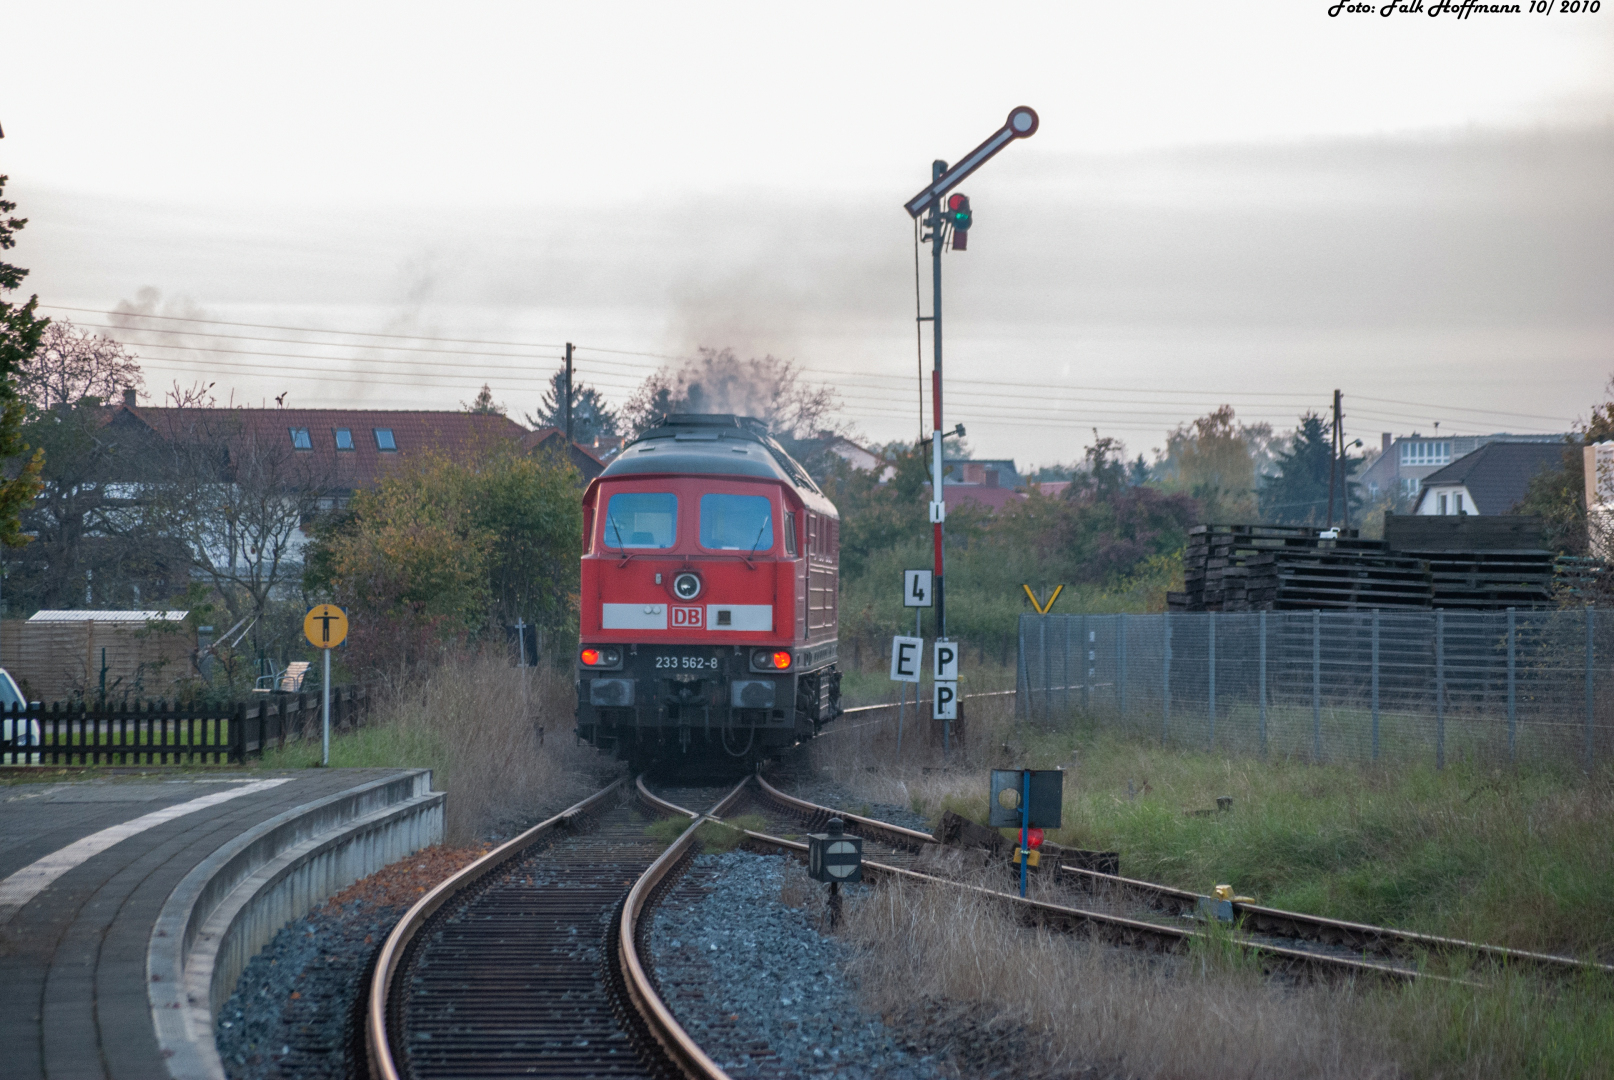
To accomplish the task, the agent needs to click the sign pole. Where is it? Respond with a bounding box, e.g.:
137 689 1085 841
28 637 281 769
303 604 348 768
1020 769 1031 898
321 647 331 766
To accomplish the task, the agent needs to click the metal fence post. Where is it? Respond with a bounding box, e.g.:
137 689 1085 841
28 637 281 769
1587 606 1596 771
1063 615 1072 717
1163 612 1172 744
1118 614 1128 719
1506 607 1516 762
1208 611 1217 750
1312 610 1322 762
1081 615 1090 713
1016 616 1028 720
1371 609 1380 763
1258 610 1268 756
1436 610 1446 771
1039 616 1049 721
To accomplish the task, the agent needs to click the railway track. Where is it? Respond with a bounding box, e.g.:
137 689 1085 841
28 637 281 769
364 764 1607 1078
644 775 1428 983
747 775 1614 982
365 777 745 1080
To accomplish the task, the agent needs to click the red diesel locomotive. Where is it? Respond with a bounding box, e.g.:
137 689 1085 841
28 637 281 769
574 414 843 769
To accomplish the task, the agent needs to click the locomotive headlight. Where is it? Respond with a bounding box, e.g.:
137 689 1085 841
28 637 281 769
580 647 622 668
672 572 702 600
751 648 792 670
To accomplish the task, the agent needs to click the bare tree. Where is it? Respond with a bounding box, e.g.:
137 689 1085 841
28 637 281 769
17 320 143 409
141 408 334 649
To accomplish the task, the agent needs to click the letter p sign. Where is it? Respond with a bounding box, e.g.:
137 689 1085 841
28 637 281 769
933 640 959 681
933 681 958 720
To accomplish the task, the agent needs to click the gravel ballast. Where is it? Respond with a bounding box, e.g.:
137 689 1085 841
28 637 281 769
651 849 945 1079
215 844 487 1079
776 777 934 835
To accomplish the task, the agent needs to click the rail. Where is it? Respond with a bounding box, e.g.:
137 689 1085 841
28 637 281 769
753 778 1614 981
365 778 626 1080
617 778 749 1080
367 775 748 1080
644 777 1429 983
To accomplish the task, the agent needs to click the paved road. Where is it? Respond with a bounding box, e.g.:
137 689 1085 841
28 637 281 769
0 768 408 1080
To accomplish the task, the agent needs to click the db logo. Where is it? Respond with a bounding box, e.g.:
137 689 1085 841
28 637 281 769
671 606 703 628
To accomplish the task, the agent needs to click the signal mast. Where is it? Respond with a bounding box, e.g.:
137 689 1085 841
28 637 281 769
903 107 1039 638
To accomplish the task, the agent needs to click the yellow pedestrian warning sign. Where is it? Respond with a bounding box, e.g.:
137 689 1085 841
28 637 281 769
303 605 349 649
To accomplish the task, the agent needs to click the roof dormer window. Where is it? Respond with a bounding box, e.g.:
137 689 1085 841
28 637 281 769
290 427 312 450
334 428 354 451
374 428 397 451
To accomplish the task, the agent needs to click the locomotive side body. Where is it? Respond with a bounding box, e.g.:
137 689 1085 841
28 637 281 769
574 414 842 768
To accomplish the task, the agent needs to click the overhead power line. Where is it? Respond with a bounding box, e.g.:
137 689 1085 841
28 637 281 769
47 305 1576 435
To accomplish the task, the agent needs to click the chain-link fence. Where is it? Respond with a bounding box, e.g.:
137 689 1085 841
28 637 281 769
1016 609 1609 767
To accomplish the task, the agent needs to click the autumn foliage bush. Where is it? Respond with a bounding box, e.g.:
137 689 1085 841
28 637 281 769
305 443 581 676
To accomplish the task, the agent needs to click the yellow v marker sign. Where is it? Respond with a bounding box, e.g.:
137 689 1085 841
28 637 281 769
1021 584 1064 615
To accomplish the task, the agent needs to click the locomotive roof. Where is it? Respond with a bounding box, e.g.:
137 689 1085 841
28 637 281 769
599 414 827 499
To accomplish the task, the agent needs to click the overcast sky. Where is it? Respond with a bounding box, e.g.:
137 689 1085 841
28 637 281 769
4 1 1612 465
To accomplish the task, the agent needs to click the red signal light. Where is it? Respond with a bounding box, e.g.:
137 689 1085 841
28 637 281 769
580 648 601 666
1027 828 1044 849
946 193 971 250
772 651 792 670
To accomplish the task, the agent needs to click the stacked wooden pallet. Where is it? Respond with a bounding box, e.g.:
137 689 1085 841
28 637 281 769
1169 516 1593 613
1175 524 1432 613
1383 514 1558 610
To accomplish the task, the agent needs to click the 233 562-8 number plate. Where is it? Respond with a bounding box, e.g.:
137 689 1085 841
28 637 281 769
654 655 720 671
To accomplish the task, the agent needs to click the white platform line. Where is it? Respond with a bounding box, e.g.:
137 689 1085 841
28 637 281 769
0 778 294 925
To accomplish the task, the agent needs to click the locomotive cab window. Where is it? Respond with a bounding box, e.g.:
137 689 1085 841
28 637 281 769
700 494 773 552
603 492 677 549
783 511 797 556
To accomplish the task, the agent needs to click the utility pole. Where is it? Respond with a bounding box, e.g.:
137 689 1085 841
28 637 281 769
1328 389 1345 530
563 342 574 443
904 107 1039 639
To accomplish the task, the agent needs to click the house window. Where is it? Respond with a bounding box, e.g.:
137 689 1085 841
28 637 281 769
290 428 312 450
1399 441 1452 467
1455 493 1464 514
1439 493 1448 514
334 428 354 451
374 428 397 451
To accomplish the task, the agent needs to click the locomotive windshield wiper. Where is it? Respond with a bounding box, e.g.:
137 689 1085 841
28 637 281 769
737 518 770 571
610 516 635 567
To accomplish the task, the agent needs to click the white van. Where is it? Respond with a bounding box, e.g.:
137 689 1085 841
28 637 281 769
1 668 40 764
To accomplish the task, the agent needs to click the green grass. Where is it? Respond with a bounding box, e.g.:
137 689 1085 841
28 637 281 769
256 720 448 773
892 713 1614 1074
942 720 1614 955
839 655 1019 708
644 812 769 853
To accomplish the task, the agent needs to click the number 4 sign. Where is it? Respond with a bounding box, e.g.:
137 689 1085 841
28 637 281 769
904 570 934 608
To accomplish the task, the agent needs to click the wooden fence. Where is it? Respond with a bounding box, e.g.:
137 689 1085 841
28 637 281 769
0 685 372 766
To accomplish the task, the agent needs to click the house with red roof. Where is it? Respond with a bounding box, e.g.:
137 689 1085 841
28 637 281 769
101 395 604 566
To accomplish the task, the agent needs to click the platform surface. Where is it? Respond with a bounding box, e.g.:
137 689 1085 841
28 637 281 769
0 768 413 1080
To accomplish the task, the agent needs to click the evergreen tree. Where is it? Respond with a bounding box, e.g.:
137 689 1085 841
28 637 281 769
1260 412 1362 525
0 175 46 548
526 368 619 443
463 383 505 416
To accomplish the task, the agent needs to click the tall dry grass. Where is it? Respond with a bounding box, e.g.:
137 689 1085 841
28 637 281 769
843 874 1397 1079
263 651 616 843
